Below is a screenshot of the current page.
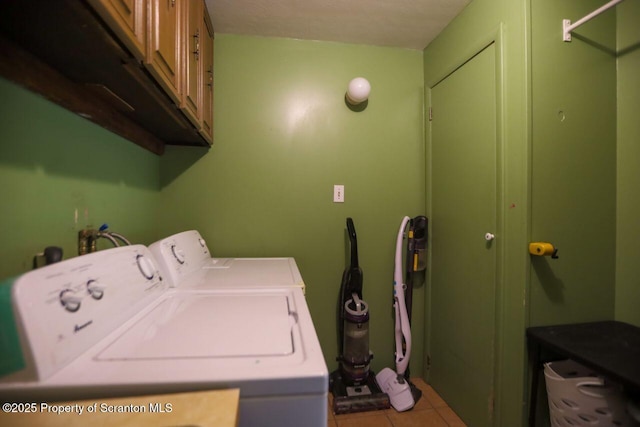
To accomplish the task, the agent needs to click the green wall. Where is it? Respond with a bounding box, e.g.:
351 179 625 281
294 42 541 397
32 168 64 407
529 4 618 424
0 78 161 278
530 0 617 327
529 0 640 332
159 35 426 376
616 0 640 327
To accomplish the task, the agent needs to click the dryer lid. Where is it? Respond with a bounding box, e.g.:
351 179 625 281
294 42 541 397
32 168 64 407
200 258 304 288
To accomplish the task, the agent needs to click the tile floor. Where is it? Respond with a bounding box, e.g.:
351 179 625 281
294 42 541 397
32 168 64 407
328 378 467 427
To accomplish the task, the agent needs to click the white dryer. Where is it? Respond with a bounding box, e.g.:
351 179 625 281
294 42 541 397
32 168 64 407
148 230 328 425
0 241 328 427
148 229 306 291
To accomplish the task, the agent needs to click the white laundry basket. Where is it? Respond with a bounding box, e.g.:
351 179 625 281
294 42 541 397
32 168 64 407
544 359 638 427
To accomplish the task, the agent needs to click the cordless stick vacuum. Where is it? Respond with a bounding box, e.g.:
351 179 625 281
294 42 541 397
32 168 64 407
376 215 427 412
330 218 391 415
403 215 427 404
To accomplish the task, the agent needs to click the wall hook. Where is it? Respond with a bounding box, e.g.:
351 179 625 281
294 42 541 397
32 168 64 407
529 242 558 259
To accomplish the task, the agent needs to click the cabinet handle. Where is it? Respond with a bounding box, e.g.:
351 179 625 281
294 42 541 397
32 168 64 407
170 0 175 7
193 30 200 61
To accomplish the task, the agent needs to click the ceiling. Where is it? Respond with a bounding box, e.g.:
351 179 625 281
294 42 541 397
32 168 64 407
205 0 472 51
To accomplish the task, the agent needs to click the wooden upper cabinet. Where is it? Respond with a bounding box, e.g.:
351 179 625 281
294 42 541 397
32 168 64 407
146 0 181 105
83 0 213 146
181 0 213 145
182 0 202 127
200 11 214 143
88 0 147 61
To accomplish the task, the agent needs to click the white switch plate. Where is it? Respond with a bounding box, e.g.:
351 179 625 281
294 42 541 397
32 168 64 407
333 185 344 203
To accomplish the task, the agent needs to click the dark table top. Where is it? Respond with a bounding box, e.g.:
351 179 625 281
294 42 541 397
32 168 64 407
527 320 640 392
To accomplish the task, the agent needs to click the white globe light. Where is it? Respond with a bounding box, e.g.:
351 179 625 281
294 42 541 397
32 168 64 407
346 77 371 105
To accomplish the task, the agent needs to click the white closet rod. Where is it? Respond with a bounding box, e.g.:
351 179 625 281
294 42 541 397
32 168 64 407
563 0 625 41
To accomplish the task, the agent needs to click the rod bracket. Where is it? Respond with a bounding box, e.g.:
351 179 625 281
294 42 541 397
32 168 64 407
563 19 572 42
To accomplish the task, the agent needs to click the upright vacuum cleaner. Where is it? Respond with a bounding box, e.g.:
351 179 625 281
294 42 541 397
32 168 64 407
376 215 428 412
330 217 391 414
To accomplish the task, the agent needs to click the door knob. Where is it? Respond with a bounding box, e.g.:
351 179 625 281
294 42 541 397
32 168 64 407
485 233 495 241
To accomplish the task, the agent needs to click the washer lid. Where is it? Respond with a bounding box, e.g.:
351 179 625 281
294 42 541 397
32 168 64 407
97 293 294 360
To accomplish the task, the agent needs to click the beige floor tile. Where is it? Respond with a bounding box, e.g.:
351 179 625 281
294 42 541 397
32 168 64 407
387 408 449 427
408 378 434 411
435 406 467 426
422 384 448 408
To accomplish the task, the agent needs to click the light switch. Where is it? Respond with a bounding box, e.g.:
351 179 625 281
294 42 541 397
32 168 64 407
333 185 344 203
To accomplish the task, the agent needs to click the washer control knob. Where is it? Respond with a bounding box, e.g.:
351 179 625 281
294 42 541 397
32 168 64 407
86 279 105 300
136 254 156 280
60 289 81 312
171 244 185 264
198 238 206 248
485 232 495 241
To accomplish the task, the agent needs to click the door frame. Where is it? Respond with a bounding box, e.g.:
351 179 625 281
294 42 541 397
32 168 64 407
424 25 529 426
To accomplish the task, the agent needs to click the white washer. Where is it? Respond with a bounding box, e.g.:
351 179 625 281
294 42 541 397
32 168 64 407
0 241 328 427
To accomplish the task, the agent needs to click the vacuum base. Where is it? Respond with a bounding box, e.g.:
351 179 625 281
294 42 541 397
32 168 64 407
330 370 391 415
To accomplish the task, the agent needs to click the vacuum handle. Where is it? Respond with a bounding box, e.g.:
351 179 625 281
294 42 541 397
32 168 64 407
346 217 359 269
395 216 413 376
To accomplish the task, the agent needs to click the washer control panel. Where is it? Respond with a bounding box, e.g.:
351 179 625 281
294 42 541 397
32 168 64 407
149 230 211 286
9 245 166 381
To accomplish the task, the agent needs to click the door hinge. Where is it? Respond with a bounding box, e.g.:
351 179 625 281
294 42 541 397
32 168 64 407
429 107 433 121
488 388 495 421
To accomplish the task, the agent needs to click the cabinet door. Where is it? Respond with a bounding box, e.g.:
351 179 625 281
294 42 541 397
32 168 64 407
88 0 147 61
200 10 214 144
147 0 181 104
182 0 202 126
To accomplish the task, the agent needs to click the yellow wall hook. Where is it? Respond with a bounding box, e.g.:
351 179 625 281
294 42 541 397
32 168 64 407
529 242 558 258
